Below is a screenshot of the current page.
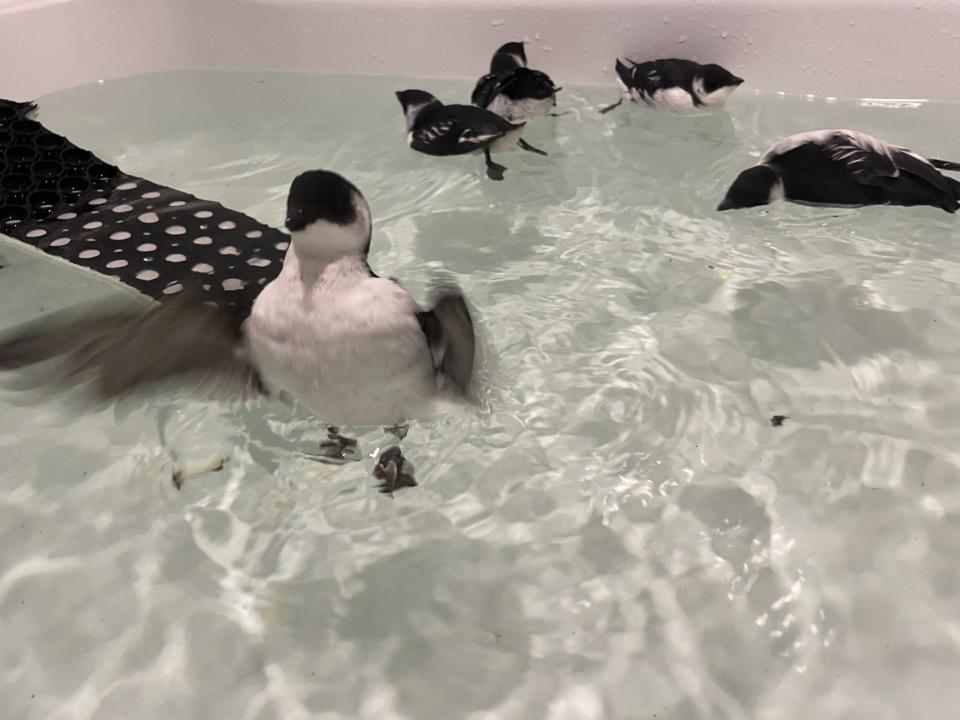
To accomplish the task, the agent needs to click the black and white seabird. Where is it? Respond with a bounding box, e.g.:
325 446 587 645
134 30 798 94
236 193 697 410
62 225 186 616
600 58 744 114
717 129 960 213
0 169 478 495
471 41 562 122
396 89 547 181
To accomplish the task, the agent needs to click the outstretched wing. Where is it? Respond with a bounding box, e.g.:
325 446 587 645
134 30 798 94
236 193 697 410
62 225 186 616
0 286 260 402
471 73 502 109
490 42 527 74
416 287 476 397
497 68 558 101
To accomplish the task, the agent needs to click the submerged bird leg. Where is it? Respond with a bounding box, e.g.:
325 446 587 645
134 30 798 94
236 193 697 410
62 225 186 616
599 98 623 114
385 423 409 441
484 148 507 181
373 446 417 497
518 138 548 156
547 110 572 117
171 455 228 490
313 425 362 464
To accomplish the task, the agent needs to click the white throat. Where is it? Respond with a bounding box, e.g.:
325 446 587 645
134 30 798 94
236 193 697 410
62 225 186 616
289 203 371 265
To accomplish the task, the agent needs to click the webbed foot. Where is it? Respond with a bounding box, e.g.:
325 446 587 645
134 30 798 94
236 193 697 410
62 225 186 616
374 446 417 496
484 148 507 180
311 426 362 464
518 138 548 156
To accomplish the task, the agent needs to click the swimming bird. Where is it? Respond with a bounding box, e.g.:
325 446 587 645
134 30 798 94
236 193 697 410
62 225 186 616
0 169 478 495
717 129 960 213
396 89 547 181
600 58 743 114
471 41 562 122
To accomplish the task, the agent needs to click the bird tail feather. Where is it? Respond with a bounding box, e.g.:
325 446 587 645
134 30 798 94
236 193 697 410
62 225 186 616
929 158 960 172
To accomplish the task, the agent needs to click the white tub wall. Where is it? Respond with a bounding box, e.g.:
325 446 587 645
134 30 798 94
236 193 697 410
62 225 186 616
2 0 960 101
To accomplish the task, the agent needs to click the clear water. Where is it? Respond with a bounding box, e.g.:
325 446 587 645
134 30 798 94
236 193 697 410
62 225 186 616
3 70 960 720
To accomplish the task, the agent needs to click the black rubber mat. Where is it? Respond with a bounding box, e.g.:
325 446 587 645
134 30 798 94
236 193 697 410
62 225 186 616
0 98 290 328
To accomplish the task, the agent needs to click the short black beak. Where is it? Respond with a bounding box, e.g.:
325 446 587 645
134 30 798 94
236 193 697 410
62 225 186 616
716 198 734 211
733 77 745 86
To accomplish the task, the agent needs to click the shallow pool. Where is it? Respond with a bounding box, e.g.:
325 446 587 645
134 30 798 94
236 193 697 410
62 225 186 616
3 70 960 719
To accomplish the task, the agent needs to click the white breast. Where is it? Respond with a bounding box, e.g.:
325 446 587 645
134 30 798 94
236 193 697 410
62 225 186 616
244 252 437 427
487 124 525 153
644 87 698 113
487 94 553 122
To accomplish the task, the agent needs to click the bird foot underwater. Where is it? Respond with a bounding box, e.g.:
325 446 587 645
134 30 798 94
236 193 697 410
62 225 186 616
385 423 410 441
307 426 363 464
480 147 507 180
484 139 546 180
518 138 548 156
598 98 623 114
486 162 507 181
172 454 228 490
373 446 417 496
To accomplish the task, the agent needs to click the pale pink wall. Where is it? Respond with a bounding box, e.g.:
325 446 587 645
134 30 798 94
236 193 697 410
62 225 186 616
2 0 959 100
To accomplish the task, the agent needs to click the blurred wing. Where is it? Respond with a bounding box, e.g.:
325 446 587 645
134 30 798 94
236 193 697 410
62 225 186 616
417 287 476 397
0 286 260 401
471 73 502 108
490 42 527 73
498 68 558 100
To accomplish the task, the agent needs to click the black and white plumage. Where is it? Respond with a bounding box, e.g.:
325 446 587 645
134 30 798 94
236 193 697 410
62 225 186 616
0 168 478 495
471 41 561 122
600 58 743 114
396 89 547 181
717 129 960 213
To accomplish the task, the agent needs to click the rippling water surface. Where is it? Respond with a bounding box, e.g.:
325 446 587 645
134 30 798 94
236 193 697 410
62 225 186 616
3 70 960 719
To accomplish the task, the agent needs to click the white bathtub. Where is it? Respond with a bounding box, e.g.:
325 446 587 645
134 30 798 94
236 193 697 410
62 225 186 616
2 0 960 101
